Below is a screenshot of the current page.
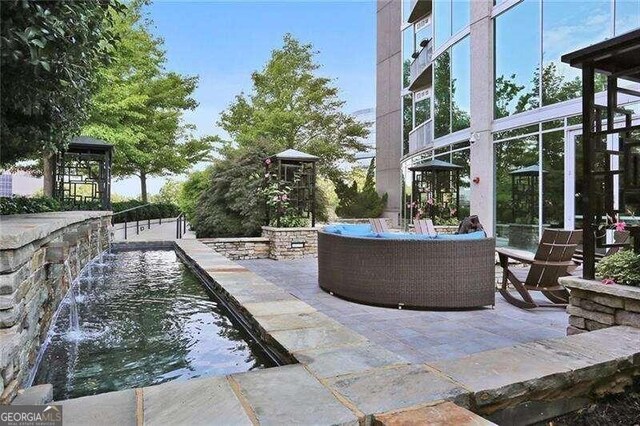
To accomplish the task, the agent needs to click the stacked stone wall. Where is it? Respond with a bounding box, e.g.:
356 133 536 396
0 212 111 402
560 277 640 335
200 238 270 260
261 227 318 260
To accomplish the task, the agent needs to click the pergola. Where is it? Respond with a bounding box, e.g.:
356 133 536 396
265 149 319 227
510 165 546 225
408 159 462 221
54 136 113 210
562 29 640 279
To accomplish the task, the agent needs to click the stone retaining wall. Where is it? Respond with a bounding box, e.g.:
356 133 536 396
261 226 318 260
199 237 270 260
0 212 111 403
559 277 640 335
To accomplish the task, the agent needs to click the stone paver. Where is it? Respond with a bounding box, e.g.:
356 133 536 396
326 364 469 415
374 401 496 426
58 388 137 426
230 364 359 425
239 258 568 363
143 375 252 426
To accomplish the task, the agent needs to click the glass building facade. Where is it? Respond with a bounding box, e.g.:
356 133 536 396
392 0 640 248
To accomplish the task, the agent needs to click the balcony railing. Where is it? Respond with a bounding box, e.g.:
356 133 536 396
409 40 433 91
408 119 433 154
408 0 432 24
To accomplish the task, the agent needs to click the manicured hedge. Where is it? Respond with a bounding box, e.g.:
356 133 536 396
0 196 180 223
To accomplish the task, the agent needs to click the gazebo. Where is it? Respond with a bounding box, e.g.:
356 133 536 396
54 136 113 210
265 149 319 227
562 29 640 279
510 165 546 225
408 159 462 221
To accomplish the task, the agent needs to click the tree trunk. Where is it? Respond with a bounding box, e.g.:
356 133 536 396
140 171 147 203
43 153 55 197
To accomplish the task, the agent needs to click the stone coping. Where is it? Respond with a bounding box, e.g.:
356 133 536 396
261 226 320 232
40 238 640 425
198 237 270 243
560 276 640 301
0 211 112 250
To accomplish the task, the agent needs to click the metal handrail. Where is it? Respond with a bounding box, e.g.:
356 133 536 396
111 203 151 216
176 213 187 239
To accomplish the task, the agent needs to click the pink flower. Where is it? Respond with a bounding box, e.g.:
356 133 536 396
450 208 457 216
615 221 626 232
426 198 434 206
265 158 272 165
281 194 288 201
602 278 616 285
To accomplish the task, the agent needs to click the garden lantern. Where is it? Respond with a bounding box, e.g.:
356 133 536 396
54 136 113 210
264 149 319 227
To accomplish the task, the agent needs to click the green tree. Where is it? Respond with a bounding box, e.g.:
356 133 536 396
179 167 213 222
218 34 369 180
1 0 123 177
83 2 212 202
334 159 387 219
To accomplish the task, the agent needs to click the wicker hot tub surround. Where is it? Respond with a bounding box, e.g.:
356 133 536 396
318 229 496 309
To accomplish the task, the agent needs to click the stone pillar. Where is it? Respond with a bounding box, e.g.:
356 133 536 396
469 0 495 236
375 0 402 225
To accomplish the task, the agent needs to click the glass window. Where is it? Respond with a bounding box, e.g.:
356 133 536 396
452 0 470 35
452 149 470 218
542 130 565 229
415 16 433 46
434 0 451 49
451 36 470 132
615 0 640 35
414 90 431 126
403 27 414 89
494 0 540 118
495 135 540 251
403 94 413 156
434 51 451 138
542 0 611 106
402 0 412 23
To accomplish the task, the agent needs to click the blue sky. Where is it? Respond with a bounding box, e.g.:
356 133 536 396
113 0 376 197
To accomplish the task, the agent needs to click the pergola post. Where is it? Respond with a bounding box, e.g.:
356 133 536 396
581 66 596 279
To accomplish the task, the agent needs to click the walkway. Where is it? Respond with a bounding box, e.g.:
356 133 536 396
112 219 195 242
238 258 568 363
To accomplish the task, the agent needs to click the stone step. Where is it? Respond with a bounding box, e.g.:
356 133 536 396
373 401 496 426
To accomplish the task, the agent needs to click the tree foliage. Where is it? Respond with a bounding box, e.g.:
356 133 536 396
218 34 369 180
334 159 387 219
1 0 123 165
82 2 212 201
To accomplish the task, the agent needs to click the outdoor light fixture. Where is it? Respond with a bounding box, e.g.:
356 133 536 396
469 132 479 144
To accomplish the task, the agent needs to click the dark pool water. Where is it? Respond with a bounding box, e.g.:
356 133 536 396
33 250 273 400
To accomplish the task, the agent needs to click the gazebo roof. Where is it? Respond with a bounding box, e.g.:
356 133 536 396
561 28 640 83
68 136 113 153
510 165 547 176
272 149 319 162
408 159 462 172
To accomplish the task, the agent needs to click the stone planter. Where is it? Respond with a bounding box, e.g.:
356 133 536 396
261 226 318 260
559 276 640 335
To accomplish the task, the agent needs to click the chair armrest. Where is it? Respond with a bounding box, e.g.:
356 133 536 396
496 247 535 265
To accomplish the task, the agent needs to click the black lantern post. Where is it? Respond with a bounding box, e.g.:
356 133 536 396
265 149 319 227
408 159 462 222
54 136 113 210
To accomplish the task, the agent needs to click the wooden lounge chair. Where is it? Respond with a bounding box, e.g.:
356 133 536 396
414 219 437 237
572 230 630 264
497 229 583 309
369 218 390 233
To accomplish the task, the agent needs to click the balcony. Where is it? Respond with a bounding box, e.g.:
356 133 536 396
409 39 433 91
408 0 432 24
408 119 433 155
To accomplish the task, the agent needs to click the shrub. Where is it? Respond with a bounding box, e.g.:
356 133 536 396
111 201 180 224
334 159 387 219
596 250 640 287
0 196 60 215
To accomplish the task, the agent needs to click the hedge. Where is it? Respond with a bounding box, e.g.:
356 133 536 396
0 196 180 223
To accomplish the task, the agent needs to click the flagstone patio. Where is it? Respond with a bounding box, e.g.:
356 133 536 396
238 258 569 363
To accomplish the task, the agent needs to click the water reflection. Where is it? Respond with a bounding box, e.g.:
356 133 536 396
34 250 272 400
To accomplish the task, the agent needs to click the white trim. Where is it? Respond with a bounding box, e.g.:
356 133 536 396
491 0 522 19
564 127 577 230
432 26 470 60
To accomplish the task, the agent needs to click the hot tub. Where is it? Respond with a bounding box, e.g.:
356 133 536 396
318 224 495 309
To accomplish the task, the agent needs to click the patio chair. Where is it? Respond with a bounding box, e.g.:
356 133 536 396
572 230 630 265
414 219 437 237
369 218 390 233
497 229 583 309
